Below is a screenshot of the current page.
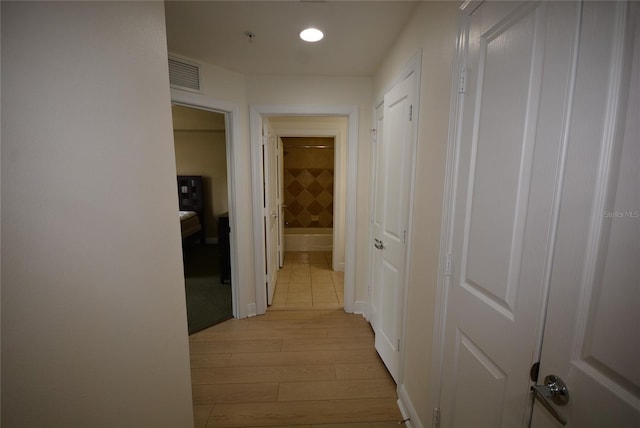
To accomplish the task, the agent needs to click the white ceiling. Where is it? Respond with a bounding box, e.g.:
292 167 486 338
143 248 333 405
164 1 420 77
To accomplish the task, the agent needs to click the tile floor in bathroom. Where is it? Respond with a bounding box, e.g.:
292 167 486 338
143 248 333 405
270 251 344 309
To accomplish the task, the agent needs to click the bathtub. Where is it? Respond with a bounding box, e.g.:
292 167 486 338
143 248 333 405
284 228 333 252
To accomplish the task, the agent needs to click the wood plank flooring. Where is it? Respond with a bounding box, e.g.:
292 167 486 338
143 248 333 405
189 310 403 427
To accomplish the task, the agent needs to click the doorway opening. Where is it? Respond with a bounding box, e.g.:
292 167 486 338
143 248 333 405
250 107 358 315
172 104 233 333
271 136 342 309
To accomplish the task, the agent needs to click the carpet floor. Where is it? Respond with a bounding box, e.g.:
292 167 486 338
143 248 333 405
183 244 232 335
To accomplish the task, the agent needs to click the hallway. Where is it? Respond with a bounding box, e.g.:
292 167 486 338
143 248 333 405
189 309 401 427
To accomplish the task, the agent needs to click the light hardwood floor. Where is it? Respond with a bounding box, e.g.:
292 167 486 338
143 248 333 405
189 253 403 427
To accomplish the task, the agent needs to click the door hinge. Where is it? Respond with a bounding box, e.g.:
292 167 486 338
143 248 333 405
458 67 466 94
397 339 401 352
403 230 407 244
370 128 377 143
433 407 441 428
409 105 413 121
445 252 452 276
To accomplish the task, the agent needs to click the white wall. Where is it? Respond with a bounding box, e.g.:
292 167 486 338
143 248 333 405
373 2 459 426
1 2 193 426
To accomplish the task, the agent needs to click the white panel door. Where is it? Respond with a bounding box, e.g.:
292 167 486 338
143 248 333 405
264 123 279 305
532 2 640 426
440 2 580 426
374 74 415 383
368 102 385 332
277 137 285 267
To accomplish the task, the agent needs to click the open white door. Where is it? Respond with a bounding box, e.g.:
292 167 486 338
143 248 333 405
531 3 640 426
277 137 285 267
264 122 279 305
368 102 385 332
372 73 416 383
439 2 580 425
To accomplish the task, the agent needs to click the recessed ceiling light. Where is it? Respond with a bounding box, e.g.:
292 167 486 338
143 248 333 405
299 28 324 42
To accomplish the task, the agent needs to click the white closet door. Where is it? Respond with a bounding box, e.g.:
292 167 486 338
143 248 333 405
439 2 580 425
372 73 416 383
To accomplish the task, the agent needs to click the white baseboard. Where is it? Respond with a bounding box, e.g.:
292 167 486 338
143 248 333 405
397 383 424 428
246 303 257 318
353 300 368 317
331 261 345 272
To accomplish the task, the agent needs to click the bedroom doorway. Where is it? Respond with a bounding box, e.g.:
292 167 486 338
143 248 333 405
171 104 234 334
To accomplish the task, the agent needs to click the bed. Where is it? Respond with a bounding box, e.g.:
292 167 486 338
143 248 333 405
179 210 202 239
177 175 205 244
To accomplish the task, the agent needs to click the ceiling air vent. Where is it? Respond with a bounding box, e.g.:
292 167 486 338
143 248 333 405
168 56 201 92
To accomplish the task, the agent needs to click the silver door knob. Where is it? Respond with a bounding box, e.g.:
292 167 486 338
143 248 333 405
531 374 569 425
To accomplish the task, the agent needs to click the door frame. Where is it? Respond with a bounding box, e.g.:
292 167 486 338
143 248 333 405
250 105 359 315
171 88 242 318
429 2 471 410
263 121 279 305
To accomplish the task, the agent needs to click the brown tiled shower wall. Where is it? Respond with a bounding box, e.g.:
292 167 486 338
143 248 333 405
282 138 334 228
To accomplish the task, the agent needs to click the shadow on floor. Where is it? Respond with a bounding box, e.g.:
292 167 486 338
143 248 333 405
183 244 232 335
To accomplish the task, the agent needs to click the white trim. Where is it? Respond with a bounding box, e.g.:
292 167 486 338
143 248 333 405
397 384 423 428
398 50 422 387
246 302 257 318
429 4 473 411
572 0 630 364
352 300 368 316
249 108 267 314
374 50 423 104
250 104 359 315
171 88 242 319
459 0 484 16
366 101 384 326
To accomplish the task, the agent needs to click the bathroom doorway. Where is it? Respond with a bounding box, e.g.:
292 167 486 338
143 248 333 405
271 136 343 309
251 109 355 315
